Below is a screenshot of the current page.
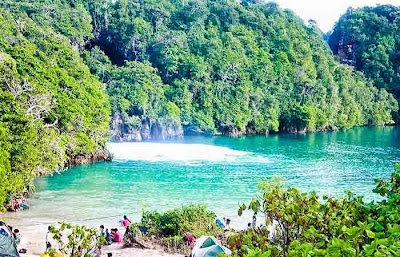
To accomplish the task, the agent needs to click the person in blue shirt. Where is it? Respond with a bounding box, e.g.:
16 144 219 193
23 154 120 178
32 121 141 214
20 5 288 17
215 218 225 228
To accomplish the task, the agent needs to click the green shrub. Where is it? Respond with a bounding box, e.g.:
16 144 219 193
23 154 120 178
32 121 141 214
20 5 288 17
46 223 102 257
125 205 221 254
229 164 400 256
139 204 220 237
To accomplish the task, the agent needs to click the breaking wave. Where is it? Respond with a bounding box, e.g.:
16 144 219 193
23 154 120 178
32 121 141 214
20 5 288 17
107 142 270 164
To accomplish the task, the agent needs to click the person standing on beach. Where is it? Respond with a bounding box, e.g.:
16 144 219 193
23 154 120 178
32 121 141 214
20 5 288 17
13 229 20 245
99 225 106 238
226 219 231 229
122 216 131 227
46 226 52 249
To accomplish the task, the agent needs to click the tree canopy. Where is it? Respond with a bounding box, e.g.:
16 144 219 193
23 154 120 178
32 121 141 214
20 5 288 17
2 0 397 137
0 7 110 208
329 5 400 121
84 0 397 135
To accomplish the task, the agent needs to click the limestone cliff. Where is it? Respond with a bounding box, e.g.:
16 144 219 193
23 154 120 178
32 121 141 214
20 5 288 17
110 112 183 142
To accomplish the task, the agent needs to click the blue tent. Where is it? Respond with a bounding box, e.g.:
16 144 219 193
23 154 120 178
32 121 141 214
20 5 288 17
191 236 231 257
0 221 19 257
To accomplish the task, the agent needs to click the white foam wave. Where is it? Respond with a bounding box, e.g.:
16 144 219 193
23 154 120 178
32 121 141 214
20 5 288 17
107 142 270 164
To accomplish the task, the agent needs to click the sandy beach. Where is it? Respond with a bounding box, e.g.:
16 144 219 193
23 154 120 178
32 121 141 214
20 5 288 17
100 244 184 257
1 218 183 257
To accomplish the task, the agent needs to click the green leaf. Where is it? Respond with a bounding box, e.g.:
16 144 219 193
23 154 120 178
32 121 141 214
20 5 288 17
366 230 375 239
374 222 385 232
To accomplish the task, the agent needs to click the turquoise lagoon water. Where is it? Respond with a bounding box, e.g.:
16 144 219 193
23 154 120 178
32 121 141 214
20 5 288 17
5 126 400 228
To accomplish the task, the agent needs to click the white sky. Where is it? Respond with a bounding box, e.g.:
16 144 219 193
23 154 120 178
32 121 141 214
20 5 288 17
269 0 400 32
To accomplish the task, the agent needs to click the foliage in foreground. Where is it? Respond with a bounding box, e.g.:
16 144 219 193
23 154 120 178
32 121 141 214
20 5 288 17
125 205 221 253
45 223 102 257
228 164 400 256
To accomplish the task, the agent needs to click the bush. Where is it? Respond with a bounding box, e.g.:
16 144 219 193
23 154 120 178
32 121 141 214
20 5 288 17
229 164 400 256
138 204 219 237
125 205 222 254
46 223 102 257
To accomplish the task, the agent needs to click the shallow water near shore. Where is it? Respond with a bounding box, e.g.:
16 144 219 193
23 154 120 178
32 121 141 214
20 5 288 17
4 126 400 230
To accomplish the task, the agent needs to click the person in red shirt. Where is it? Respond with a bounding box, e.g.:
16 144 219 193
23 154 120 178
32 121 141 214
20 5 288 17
122 215 131 227
111 228 122 243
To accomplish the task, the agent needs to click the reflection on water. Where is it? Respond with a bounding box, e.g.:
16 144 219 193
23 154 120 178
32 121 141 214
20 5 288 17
4 126 400 229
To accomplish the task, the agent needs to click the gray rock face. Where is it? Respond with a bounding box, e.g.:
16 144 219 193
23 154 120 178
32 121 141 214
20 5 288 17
110 112 183 142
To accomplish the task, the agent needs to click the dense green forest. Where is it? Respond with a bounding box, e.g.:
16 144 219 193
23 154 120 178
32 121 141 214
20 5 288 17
0 0 398 208
0 4 110 209
329 5 400 121
84 0 397 136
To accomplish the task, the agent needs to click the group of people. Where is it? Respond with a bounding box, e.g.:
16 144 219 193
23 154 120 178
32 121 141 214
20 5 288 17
98 215 132 245
216 217 231 230
216 215 258 231
44 215 132 253
7 197 29 212
99 225 123 245
247 215 257 229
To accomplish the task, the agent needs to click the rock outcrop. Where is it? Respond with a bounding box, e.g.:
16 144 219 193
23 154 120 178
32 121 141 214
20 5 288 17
110 112 183 142
66 148 113 167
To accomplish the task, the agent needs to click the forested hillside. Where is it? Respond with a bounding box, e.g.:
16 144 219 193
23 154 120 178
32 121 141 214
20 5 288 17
0 0 398 208
0 7 110 209
84 0 397 138
329 5 400 121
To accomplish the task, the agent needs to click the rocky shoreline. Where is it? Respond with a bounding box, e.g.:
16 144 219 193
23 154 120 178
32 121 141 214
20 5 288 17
66 148 113 167
108 111 368 141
